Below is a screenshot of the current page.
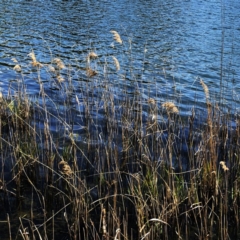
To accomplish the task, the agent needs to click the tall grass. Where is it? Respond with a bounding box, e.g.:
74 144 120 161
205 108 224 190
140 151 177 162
0 31 239 240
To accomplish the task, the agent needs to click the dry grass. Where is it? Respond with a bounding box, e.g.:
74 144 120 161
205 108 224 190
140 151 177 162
0 33 239 240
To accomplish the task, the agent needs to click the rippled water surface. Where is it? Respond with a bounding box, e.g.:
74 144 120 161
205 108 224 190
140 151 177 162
0 0 239 116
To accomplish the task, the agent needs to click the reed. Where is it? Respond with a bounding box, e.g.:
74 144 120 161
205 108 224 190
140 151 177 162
0 33 239 240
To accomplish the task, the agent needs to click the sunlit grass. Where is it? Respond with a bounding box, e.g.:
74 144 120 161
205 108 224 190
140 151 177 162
0 31 239 240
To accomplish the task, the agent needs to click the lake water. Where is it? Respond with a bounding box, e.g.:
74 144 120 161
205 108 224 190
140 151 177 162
0 0 240 118
0 1 240 238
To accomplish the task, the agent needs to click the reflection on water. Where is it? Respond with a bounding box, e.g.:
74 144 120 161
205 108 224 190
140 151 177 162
0 0 239 114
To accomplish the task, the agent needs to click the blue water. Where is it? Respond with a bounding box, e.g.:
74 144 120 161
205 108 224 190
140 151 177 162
0 0 239 117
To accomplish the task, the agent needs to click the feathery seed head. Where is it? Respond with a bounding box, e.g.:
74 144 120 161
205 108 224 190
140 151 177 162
112 56 120 71
110 30 123 44
162 102 179 113
200 78 210 100
13 64 22 72
53 58 65 70
148 98 156 105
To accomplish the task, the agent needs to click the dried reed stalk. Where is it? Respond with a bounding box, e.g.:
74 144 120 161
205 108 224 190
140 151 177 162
112 56 120 71
110 30 122 44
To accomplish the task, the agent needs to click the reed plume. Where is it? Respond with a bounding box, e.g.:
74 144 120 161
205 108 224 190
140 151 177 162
112 56 120 71
28 51 37 63
28 51 43 67
58 160 73 176
11 58 18 63
53 58 65 70
57 74 65 83
162 102 179 113
200 78 210 101
86 52 98 64
148 98 156 105
88 52 98 59
86 67 97 77
220 161 229 172
110 30 123 44
48 65 56 73
13 64 22 72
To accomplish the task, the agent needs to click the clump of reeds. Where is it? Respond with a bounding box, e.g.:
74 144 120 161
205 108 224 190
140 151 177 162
1 32 240 240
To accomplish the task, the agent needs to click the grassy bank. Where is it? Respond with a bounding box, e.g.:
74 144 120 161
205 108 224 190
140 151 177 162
0 31 239 240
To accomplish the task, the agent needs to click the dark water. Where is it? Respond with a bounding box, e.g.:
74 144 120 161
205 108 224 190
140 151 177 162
0 0 239 115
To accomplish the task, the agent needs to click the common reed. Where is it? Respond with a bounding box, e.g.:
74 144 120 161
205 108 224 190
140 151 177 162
0 33 239 240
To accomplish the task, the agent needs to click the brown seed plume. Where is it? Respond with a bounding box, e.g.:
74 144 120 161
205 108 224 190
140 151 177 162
162 102 179 113
148 98 156 105
57 74 65 83
200 78 210 100
112 56 120 71
86 67 97 77
88 52 98 59
53 58 65 70
110 30 123 44
13 64 22 72
220 161 229 172
58 160 73 176
28 51 43 68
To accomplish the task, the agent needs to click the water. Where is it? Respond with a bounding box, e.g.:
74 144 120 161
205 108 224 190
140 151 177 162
0 0 239 116
0 1 240 238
